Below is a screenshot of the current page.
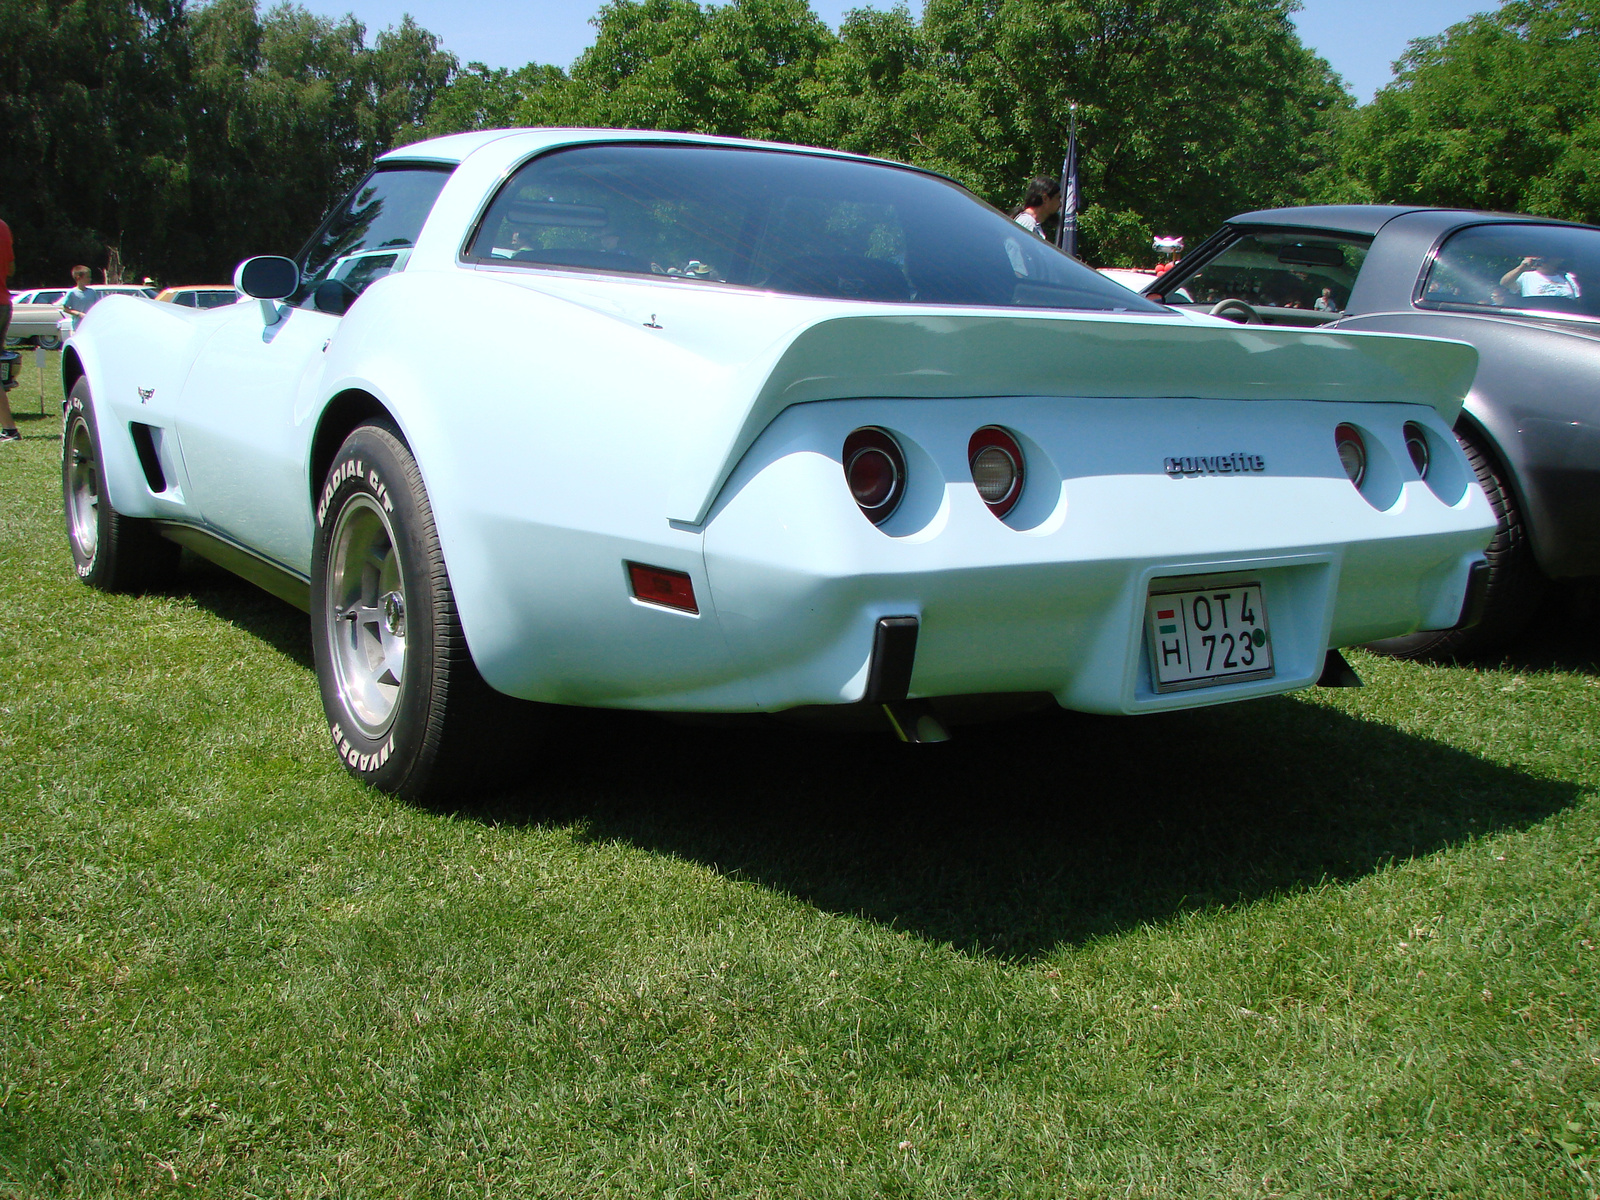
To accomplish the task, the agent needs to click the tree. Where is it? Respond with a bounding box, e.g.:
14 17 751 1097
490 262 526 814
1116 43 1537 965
1341 0 1600 222
0 0 190 281
515 0 837 142
0 0 457 283
902 0 1351 263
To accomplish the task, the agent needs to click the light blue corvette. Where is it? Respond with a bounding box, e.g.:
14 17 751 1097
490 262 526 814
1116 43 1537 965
62 129 1495 798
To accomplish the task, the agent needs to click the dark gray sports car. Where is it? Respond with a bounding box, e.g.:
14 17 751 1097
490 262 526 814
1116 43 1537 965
1146 205 1600 657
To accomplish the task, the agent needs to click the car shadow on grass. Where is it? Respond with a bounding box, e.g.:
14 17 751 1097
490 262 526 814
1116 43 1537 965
1476 586 1600 677
179 553 314 670
181 560 1584 960
474 693 1578 960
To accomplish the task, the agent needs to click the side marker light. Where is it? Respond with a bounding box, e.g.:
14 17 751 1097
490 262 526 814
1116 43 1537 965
628 562 698 613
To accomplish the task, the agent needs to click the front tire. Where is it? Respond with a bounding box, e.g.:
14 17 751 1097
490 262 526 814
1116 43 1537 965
62 378 179 591
310 422 533 801
1367 423 1544 662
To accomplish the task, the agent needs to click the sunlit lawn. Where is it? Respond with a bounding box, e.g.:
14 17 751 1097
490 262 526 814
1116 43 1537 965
2 349 1598 1197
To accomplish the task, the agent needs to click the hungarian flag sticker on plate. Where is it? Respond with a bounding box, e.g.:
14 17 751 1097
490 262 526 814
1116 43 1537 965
1146 584 1274 692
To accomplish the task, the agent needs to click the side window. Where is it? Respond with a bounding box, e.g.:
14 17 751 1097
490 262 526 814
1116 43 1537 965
1168 231 1371 312
1423 223 1600 317
176 292 197 307
297 164 453 304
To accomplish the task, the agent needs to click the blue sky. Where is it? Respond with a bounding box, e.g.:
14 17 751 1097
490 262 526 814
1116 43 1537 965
305 0 1495 103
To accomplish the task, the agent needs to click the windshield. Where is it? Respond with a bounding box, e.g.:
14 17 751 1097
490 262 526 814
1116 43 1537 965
466 144 1163 313
297 164 453 301
1159 229 1371 313
1423 222 1600 319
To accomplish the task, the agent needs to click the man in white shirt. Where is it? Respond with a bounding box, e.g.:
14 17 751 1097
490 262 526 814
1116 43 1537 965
1500 254 1581 298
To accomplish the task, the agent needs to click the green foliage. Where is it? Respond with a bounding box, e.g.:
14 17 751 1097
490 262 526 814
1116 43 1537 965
0 0 456 284
1342 0 1600 222
426 0 1350 266
520 0 836 142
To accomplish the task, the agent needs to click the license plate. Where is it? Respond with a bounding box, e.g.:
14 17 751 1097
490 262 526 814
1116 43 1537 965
1146 583 1274 692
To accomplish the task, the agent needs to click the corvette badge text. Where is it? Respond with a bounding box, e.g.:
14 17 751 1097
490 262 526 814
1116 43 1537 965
1166 453 1266 477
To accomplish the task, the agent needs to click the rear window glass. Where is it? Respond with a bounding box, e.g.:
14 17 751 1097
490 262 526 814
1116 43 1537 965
1423 223 1600 319
1160 230 1371 313
466 143 1162 313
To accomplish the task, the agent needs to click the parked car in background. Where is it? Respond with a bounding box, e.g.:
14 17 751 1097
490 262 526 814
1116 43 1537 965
155 285 241 309
7 288 69 349
1146 206 1600 658
62 130 1493 799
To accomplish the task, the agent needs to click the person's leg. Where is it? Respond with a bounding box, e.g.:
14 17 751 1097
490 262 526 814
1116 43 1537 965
0 301 17 438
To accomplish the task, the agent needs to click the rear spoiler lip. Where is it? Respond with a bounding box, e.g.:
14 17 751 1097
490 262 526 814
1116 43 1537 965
665 310 1479 526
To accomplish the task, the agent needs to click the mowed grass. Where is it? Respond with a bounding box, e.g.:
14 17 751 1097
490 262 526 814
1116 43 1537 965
2 348 1599 1197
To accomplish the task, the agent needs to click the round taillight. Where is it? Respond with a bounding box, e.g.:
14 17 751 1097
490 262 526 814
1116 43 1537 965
1335 423 1367 489
968 426 1024 518
843 427 905 524
1404 421 1430 478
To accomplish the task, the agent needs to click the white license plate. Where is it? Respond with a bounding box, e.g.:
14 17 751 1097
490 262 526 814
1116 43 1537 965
1146 583 1274 692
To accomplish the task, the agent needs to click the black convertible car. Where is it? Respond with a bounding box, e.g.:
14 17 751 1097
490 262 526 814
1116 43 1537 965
1147 205 1600 657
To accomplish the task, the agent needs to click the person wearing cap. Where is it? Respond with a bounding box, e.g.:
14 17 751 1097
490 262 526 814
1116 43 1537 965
0 217 18 443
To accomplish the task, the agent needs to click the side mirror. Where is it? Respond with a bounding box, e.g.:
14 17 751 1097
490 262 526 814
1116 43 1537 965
233 256 300 300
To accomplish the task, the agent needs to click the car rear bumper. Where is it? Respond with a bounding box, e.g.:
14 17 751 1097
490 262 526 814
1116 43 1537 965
459 396 1495 714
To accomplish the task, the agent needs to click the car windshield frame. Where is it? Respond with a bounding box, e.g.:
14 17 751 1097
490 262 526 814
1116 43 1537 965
1417 219 1600 324
460 142 1166 315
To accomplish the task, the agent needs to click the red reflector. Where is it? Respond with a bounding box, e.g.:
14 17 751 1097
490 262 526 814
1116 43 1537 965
627 562 698 613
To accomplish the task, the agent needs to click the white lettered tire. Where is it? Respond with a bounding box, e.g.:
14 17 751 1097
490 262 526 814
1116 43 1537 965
310 421 535 800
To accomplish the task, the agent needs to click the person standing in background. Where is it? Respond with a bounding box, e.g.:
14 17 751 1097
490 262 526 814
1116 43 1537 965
0 218 19 443
1011 177 1061 240
62 265 101 329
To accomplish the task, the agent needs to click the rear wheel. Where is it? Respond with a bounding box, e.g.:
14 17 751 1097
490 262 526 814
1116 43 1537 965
310 421 538 801
1367 423 1544 662
62 378 179 591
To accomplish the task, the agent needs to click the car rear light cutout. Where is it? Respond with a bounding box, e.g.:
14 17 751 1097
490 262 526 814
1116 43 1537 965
1335 423 1367 489
627 562 698 613
843 427 906 524
1403 421 1430 478
969 426 1024 518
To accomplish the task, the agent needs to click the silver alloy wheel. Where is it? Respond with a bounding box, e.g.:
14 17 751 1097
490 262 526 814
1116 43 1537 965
66 415 99 560
324 493 408 738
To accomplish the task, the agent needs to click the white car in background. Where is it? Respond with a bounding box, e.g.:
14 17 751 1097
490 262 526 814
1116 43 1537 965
7 288 69 349
62 128 1495 800
1097 267 1159 293
10 284 157 349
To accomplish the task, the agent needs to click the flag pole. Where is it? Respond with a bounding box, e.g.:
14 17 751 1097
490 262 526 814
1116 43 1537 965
1056 102 1079 258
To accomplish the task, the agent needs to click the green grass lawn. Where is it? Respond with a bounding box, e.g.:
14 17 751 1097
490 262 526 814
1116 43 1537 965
2 349 1598 1197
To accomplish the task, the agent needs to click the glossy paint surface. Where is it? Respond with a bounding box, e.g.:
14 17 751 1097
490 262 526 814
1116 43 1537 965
65 130 1498 715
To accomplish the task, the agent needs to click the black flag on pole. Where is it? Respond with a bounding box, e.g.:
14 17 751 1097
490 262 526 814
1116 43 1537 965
1056 103 1079 257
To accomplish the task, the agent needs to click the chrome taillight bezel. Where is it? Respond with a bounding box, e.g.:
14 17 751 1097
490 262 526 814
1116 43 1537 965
1335 422 1367 489
968 425 1025 519
843 427 906 525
